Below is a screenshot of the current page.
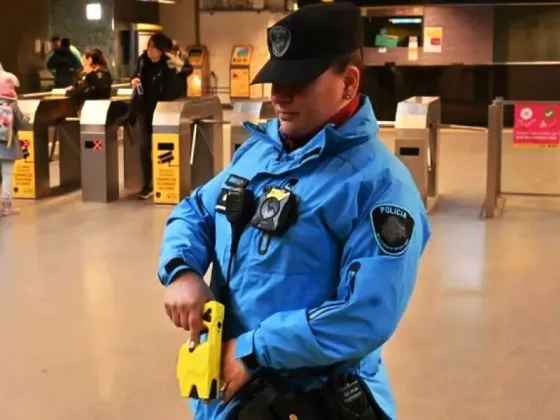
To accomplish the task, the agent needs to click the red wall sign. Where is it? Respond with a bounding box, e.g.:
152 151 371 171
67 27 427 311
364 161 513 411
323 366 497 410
513 103 560 148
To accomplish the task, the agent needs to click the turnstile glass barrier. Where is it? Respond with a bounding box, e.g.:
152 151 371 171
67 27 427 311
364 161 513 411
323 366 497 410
79 95 142 203
8 95 81 199
229 100 275 161
152 96 223 205
394 96 441 211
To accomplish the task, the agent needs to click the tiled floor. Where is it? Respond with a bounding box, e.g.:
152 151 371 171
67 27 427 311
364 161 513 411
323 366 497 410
1 129 559 420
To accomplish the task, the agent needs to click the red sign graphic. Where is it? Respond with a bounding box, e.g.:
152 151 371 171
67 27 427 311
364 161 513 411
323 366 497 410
513 103 560 148
93 140 102 151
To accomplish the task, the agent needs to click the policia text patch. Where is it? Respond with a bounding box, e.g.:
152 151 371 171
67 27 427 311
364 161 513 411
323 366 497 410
371 205 414 255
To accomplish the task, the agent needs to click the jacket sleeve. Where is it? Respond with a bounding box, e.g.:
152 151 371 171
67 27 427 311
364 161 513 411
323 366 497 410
161 67 180 101
162 55 190 101
79 70 112 99
158 171 226 284
70 46 82 65
12 102 29 132
235 177 432 370
70 53 83 71
46 53 57 71
158 140 255 285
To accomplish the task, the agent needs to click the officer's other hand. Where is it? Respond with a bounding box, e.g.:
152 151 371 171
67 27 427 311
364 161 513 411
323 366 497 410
130 77 141 89
221 339 251 402
163 272 214 345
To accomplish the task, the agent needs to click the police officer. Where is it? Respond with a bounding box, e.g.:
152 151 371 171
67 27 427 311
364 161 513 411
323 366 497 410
159 3 431 420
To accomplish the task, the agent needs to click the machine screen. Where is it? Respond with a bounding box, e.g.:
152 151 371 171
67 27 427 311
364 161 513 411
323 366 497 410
234 47 249 57
232 46 251 65
188 48 204 65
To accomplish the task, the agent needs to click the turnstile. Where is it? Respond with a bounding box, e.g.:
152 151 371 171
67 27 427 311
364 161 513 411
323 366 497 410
10 97 81 199
152 96 223 205
229 100 275 160
79 97 143 203
394 96 441 212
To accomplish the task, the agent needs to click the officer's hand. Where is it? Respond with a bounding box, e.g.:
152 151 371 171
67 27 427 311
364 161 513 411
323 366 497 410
221 339 251 402
163 272 214 345
130 77 141 89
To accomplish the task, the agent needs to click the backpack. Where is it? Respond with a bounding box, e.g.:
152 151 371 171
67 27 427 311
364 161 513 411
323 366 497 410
0 100 14 144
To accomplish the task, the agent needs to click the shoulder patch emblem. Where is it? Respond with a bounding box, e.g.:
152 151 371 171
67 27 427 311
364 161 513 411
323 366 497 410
370 204 415 256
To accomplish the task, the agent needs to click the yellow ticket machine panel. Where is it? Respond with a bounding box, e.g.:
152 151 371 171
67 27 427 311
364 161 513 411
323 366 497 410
229 45 253 100
187 45 210 98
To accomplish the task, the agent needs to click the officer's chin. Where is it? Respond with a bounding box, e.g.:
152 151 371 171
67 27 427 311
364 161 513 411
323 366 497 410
279 120 303 138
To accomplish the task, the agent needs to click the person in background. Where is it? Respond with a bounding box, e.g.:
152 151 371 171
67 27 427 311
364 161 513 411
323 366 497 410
171 40 194 99
68 48 112 104
47 38 82 88
130 32 193 200
47 36 82 76
171 40 187 60
0 69 27 216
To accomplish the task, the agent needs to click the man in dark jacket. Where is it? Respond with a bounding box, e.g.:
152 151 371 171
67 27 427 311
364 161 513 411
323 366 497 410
130 33 193 200
47 38 83 88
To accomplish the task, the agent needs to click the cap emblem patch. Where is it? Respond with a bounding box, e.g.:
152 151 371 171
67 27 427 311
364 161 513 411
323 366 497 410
269 26 291 58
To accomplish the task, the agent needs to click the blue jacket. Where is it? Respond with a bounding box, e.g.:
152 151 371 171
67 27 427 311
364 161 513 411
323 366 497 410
159 95 431 420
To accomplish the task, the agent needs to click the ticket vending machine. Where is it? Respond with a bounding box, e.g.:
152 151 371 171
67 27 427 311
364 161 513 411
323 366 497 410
186 45 210 98
229 45 253 100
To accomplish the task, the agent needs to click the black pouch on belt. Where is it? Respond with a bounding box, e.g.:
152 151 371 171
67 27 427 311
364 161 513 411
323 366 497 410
235 374 330 420
327 373 387 420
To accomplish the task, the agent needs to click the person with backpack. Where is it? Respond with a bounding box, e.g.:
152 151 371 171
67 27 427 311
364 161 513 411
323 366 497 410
0 69 27 216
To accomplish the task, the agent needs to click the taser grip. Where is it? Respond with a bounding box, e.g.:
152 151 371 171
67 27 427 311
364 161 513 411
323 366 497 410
176 301 225 400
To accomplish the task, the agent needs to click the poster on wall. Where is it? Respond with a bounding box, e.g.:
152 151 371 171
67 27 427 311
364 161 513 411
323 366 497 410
423 27 443 53
513 103 560 148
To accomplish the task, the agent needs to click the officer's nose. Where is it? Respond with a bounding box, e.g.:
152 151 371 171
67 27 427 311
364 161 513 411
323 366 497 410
271 85 294 105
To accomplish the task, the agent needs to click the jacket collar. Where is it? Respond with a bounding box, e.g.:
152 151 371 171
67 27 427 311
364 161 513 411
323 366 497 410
243 95 378 161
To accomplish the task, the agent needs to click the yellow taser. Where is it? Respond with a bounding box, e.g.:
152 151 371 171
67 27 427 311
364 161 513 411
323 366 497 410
176 301 225 400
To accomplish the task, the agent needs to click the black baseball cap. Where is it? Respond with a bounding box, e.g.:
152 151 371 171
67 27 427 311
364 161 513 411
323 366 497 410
251 2 363 86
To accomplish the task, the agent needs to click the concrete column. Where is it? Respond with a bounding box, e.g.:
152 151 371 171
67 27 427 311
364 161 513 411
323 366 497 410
50 0 115 62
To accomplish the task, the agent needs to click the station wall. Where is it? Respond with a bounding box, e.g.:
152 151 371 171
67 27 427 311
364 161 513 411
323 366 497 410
0 0 50 92
159 0 197 49
199 10 285 104
363 5 495 66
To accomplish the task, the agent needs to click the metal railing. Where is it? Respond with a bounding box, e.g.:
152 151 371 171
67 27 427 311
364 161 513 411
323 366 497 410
482 98 560 219
378 120 487 132
20 83 130 100
21 83 132 161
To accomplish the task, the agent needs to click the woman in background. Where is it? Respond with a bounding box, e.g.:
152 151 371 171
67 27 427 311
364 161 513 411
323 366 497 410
68 48 112 103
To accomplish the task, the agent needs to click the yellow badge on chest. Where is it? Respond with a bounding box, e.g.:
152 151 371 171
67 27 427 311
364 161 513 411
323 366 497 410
250 186 299 236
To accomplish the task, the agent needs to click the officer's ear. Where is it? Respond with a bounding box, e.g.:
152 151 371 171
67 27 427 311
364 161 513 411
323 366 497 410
342 65 360 97
332 49 362 98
